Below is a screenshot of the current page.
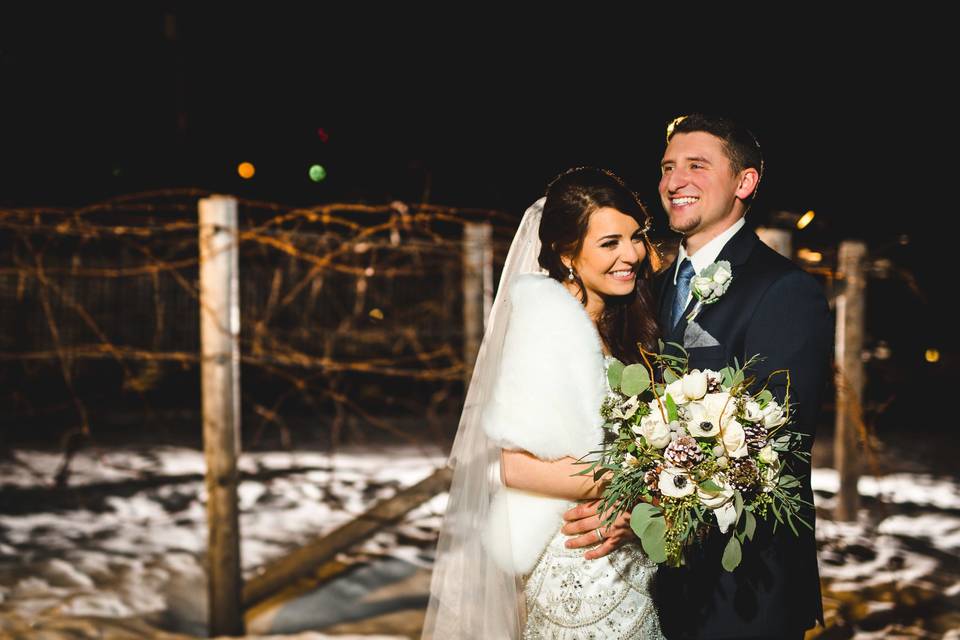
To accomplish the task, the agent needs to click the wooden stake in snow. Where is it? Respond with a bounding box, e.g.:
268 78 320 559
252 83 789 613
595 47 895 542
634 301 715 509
462 221 493 386
199 195 244 635
834 240 867 522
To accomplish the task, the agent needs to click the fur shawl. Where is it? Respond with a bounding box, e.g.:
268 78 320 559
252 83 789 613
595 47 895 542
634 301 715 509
480 273 607 574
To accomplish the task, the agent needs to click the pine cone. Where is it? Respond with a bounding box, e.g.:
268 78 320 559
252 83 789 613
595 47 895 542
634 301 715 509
705 371 724 393
728 458 760 493
644 466 663 494
664 435 705 468
743 422 769 453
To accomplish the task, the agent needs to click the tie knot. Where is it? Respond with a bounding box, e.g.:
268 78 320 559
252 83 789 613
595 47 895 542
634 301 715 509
677 259 695 284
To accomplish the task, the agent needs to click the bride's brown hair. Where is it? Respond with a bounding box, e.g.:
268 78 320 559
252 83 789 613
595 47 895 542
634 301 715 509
538 167 661 363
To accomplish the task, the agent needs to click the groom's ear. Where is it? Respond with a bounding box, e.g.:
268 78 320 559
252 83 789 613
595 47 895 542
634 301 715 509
735 167 760 201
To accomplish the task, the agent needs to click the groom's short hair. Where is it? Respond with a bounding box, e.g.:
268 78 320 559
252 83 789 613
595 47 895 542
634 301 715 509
667 113 764 190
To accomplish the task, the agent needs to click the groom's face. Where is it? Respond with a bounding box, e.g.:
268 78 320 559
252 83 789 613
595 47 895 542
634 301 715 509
659 131 743 238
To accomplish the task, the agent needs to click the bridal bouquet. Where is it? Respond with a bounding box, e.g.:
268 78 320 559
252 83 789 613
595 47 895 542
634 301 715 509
580 344 811 571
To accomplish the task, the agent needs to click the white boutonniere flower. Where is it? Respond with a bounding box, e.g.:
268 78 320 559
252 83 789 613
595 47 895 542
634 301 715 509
687 260 733 323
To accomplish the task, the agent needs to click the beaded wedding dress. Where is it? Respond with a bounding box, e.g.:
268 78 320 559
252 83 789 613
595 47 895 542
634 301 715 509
520 356 662 640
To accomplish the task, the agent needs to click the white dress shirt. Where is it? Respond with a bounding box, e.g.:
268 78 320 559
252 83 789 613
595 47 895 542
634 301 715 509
672 217 746 310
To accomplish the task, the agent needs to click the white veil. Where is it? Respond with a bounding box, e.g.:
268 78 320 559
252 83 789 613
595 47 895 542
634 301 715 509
421 197 546 639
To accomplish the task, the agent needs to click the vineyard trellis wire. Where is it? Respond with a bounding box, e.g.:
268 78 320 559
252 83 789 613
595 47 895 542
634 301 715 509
0 189 519 466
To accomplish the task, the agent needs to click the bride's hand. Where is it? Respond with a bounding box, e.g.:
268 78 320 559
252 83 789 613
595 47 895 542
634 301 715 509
560 500 634 560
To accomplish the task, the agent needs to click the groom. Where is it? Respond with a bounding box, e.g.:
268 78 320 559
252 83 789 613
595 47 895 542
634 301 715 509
562 114 832 639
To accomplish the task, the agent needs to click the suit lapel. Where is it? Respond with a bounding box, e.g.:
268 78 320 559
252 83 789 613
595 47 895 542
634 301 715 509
658 224 760 346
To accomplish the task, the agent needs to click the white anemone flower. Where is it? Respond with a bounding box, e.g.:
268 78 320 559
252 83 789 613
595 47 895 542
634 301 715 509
683 401 719 438
658 467 695 498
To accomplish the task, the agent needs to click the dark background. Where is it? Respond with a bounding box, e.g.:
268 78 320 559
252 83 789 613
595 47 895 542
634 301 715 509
0 8 952 433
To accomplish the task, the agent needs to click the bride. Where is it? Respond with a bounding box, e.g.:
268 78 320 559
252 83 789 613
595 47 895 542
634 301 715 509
422 167 665 639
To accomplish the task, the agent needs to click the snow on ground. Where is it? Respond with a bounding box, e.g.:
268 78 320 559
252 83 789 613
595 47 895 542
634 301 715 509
0 446 958 638
810 469 960 638
0 446 445 638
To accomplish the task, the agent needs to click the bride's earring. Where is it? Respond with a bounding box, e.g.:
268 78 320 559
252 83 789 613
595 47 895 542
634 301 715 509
567 266 575 281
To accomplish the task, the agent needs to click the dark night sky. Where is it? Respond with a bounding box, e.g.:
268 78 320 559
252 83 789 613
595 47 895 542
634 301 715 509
0 8 953 357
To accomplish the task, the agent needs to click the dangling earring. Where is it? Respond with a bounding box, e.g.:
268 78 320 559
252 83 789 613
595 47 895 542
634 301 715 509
567 266 575 281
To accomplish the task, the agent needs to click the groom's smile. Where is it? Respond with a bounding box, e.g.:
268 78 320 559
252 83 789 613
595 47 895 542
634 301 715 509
670 196 700 209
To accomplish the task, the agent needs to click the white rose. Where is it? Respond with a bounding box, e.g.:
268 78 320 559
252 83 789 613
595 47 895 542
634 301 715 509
665 379 685 404
696 475 734 509
721 419 749 458
658 467 695 498
759 444 779 465
743 400 764 423
640 413 672 449
684 401 719 437
713 265 732 285
762 401 787 428
682 370 708 401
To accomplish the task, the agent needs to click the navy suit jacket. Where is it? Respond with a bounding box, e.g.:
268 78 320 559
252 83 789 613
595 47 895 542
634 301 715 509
653 224 832 639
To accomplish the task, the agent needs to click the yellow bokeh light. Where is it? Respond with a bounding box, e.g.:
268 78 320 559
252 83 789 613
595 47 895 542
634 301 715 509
237 162 256 180
925 349 940 363
797 248 822 263
797 210 815 230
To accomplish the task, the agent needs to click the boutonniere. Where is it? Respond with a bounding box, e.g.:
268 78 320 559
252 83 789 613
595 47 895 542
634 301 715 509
687 260 733 323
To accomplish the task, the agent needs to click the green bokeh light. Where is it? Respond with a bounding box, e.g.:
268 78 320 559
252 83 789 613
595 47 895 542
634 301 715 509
308 164 327 182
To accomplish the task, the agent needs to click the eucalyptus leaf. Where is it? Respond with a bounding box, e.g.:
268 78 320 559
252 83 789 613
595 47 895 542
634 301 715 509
721 536 742 572
664 368 679 384
720 367 735 387
639 516 668 564
629 502 661 536
631 503 667 564
621 364 651 396
744 510 757 541
606 359 625 391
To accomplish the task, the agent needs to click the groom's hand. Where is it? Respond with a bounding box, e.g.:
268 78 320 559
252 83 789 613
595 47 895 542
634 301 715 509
561 500 634 560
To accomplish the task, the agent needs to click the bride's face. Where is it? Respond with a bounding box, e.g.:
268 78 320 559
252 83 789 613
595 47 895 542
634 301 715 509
564 206 646 307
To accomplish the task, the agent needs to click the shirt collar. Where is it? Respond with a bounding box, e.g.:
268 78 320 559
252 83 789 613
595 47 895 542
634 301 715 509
673 217 746 284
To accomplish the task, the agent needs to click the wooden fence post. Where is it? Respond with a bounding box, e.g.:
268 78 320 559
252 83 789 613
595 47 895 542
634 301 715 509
199 195 244 635
462 222 493 386
834 240 867 521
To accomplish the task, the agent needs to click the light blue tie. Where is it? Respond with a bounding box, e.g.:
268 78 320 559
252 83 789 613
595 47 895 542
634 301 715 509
671 259 696 329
